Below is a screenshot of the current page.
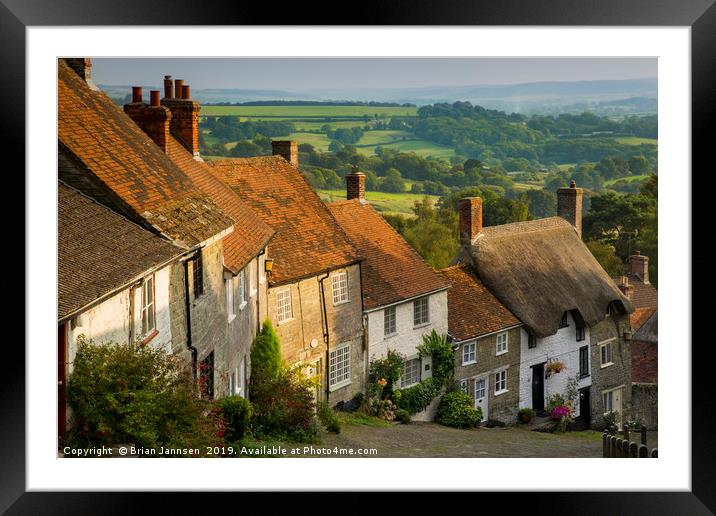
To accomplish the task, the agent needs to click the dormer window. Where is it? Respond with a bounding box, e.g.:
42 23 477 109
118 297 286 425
528 332 537 349
560 312 569 328
575 320 586 341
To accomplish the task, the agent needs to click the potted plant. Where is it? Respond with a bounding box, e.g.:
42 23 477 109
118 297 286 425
546 361 566 377
518 407 536 424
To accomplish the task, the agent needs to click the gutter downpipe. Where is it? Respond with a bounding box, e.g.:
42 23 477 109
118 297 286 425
318 272 331 402
183 256 198 380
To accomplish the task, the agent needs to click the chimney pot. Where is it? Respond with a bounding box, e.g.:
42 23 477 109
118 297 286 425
346 171 366 201
557 182 584 238
458 197 483 245
132 86 143 104
272 140 299 167
163 75 174 98
181 84 191 100
174 79 184 99
150 90 161 107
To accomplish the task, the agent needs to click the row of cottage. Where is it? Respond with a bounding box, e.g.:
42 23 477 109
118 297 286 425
57 58 658 438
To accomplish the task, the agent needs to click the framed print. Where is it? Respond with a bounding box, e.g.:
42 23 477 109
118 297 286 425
4 0 713 512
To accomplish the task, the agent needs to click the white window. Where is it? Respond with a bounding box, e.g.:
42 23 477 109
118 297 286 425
413 296 430 326
402 358 421 387
228 368 237 396
249 261 257 297
462 342 476 364
332 271 349 305
603 390 614 413
460 380 468 393
495 369 508 394
384 306 397 336
475 378 486 399
329 343 351 388
276 289 293 323
238 268 246 308
239 357 247 398
496 332 508 355
225 276 235 321
600 340 614 367
141 275 155 336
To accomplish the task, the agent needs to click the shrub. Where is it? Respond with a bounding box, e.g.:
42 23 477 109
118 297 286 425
317 401 341 434
395 377 440 415
218 396 252 442
65 338 223 452
249 365 318 442
368 350 405 398
518 407 536 423
436 391 482 429
603 411 620 435
395 409 412 424
250 320 282 380
416 330 454 387
545 393 568 413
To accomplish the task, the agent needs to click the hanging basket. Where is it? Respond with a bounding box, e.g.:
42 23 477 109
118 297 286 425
546 361 566 375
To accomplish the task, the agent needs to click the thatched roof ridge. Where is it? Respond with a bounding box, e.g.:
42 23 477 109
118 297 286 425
466 216 633 338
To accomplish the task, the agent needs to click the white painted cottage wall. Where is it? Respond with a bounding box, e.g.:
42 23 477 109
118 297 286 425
66 265 174 375
518 312 592 417
366 290 448 383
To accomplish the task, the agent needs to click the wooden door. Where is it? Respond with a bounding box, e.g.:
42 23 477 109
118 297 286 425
532 363 545 412
474 376 488 422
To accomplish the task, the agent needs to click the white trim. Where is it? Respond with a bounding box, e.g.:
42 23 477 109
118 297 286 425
496 331 508 356
328 342 351 390
462 341 476 365
198 225 234 248
494 368 508 395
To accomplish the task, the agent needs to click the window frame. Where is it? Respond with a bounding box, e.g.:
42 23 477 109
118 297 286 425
600 340 615 368
238 268 247 309
496 332 508 355
275 288 293 324
225 275 235 321
413 296 430 327
328 342 352 390
383 305 397 337
494 369 508 395
462 341 476 365
579 345 590 377
140 274 156 338
527 332 537 349
560 312 569 328
603 389 615 414
575 320 586 341
331 271 349 305
191 253 204 299
402 357 421 388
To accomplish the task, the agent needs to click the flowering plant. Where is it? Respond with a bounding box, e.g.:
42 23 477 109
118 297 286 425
549 406 571 420
549 405 574 433
377 378 387 387
546 361 566 376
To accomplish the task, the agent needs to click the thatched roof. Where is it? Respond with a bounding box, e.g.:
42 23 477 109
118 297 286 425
460 216 633 338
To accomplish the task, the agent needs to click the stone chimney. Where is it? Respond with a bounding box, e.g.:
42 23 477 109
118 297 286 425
346 171 366 201
272 140 299 167
458 197 483 245
629 251 650 284
617 275 634 300
62 58 99 90
557 180 583 238
160 79 200 157
124 88 172 153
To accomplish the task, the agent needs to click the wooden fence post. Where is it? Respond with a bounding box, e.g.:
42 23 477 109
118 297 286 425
641 425 647 446
629 442 638 457
603 431 608 458
638 444 648 457
622 439 630 457
623 422 630 442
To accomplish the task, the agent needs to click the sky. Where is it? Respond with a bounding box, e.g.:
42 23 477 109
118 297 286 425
92 58 657 91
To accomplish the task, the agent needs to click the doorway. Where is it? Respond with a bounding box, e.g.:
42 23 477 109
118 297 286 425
474 376 488 422
531 363 545 413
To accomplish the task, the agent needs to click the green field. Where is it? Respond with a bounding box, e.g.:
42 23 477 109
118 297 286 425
604 174 650 186
319 189 438 217
201 105 418 118
354 131 456 159
613 137 658 146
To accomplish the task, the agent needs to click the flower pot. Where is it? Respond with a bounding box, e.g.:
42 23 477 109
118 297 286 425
519 414 532 424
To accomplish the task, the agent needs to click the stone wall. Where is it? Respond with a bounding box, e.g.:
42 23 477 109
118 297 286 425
267 264 365 405
631 383 658 430
454 326 522 424
589 313 632 429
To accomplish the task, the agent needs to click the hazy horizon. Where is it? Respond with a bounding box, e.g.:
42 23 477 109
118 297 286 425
92 58 657 91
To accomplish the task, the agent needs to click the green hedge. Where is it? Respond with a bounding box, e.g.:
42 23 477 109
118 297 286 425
436 391 482 429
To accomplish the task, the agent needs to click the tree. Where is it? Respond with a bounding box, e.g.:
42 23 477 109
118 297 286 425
521 189 557 219
250 320 282 380
585 240 624 276
380 168 406 193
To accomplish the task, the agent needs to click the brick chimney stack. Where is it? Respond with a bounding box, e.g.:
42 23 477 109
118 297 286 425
346 170 366 201
124 88 172 153
161 79 200 157
458 197 483 245
63 58 92 83
557 180 584 238
272 140 299 167
617 275 634 300
629 251 650 284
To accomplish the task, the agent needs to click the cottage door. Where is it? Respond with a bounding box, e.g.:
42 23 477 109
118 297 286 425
474 377 488 422
613 388 623 428
531 363 545 413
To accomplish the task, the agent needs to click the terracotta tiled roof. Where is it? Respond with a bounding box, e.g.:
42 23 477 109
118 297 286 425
58 182 184 321
58 59 233 248
460 216 633 338
612 274 658 310
328 199 448 310
630 307 657 332
166 138 273 273
437 265 521 341
633 310 657 343
207 156 361 285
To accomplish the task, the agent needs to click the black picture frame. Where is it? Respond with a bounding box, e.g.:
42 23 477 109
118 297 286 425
4 0 711 512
